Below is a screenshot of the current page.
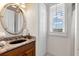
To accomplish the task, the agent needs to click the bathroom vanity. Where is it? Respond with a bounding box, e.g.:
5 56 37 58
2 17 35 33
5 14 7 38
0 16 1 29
0 41 35 56
0 36 35 56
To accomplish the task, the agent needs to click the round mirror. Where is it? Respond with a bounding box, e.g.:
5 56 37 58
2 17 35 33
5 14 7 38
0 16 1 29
0 3 26 35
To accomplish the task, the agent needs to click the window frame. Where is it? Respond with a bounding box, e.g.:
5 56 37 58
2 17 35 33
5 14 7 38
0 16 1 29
48 3 68 36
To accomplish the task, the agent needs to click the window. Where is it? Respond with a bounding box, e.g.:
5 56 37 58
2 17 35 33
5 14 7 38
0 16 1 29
49 3 65 33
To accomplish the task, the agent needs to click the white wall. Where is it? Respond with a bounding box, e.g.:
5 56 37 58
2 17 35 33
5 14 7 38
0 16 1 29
76 3 79 56
37 3 47 56
47 3 75 56
0 3 7 37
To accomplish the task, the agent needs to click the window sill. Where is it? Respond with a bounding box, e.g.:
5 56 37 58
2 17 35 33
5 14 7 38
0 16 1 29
48 32 67 37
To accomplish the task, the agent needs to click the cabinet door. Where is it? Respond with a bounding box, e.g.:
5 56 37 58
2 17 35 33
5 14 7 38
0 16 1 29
24 47 35 56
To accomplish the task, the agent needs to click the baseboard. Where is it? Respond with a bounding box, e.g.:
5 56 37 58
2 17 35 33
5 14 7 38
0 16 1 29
46 52 55 56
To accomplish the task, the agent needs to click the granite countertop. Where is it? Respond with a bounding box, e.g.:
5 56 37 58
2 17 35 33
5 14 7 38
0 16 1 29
0 37 35 54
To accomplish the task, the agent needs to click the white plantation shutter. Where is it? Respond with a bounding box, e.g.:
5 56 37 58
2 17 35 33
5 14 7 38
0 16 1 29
49 3 65 32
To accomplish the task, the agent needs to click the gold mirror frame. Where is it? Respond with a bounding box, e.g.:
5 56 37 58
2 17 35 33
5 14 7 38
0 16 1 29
0 3 26 35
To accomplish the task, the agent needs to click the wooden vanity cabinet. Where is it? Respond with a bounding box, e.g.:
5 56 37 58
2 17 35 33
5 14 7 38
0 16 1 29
0 41 35 56
22 47 35 56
